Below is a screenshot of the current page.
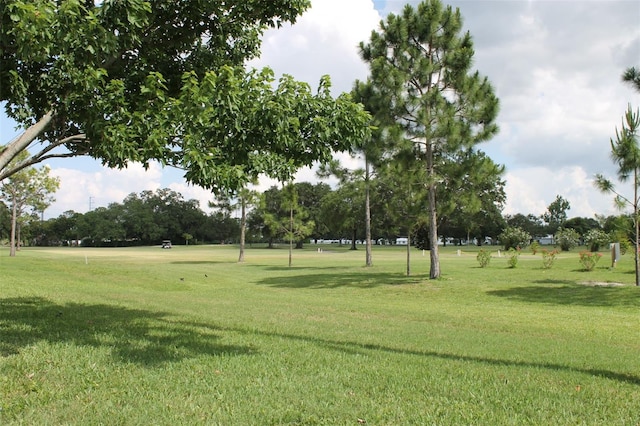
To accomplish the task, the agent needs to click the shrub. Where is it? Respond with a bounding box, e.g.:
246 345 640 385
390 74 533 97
476 249 491 268
579 251 602 271
554 228 580 251
530 241 541 255
507 247 520 268
583 229 609 252
499 227 531 250
541 249 558 269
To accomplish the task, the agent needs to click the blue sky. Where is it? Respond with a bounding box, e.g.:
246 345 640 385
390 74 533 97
2 0 640 220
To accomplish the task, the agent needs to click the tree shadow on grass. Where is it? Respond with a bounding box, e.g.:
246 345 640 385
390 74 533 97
0 297 254 364
487 285 640 307
256 271 424 289
221 325 640 387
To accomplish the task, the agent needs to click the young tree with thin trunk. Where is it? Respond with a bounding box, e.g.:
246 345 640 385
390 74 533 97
595 107 640 284
595 66 640 286
236 188 259 263
0 153 60 256
359 0 499 279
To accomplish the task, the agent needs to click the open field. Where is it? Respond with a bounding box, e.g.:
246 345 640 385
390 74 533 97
1 244 639 425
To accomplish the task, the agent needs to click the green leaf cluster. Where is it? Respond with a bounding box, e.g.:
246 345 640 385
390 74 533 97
2 0 372 193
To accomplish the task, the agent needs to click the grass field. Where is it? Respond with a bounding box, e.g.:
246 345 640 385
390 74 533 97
1 244 638 425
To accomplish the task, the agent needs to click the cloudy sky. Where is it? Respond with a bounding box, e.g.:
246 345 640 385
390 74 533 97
2 0 639 220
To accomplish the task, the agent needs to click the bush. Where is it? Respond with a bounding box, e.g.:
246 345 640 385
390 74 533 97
530 241 541 255
554 228 580 251
499 227 531 250
541 249 558 269
579 251 602 271
476 249 491 268
583 229 609 252
507 247 520 268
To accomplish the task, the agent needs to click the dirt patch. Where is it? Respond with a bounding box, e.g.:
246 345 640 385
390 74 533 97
579 281 626 287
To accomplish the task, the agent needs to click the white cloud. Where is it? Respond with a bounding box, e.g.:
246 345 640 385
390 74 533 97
46 162 163 218
248 0 380 95
503 166 626 219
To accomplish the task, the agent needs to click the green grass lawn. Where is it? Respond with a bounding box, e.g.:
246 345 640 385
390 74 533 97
1 244 638 425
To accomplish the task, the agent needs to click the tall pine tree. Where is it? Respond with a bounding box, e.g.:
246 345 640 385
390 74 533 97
360 0 499 278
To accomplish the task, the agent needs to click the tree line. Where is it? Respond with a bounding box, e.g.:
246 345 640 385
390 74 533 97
1 184 634 254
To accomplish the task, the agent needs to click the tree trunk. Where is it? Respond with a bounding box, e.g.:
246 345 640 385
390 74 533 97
635 168 639 286
288 202 293 268
238 198 246 262
10 198 18 256
350 227 357 250
406 233 411 276
365 158 373 267
427 143 440 279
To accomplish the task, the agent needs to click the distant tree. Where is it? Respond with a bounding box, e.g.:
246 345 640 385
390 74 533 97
75 205 126 246
563 216 600 237
211 187 260 261
437 149 506 246
554 228 580 252
319 179 366 251
542 195 571 234
293 182 332 247
0 201 11 240
505 213 545 237
263 183 314 267
350 79 395 267
0 153 59 255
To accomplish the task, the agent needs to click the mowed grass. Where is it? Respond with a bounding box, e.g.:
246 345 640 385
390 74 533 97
1 244 638 425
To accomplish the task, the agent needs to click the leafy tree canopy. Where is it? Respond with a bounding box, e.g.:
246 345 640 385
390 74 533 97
1 0 370 192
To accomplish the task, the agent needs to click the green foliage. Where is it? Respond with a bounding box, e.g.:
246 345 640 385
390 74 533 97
1 0 371 194
555 227 581 251
0 150 60 255
359 0 500 279
583 228 610 252
594 99 640 285
504 213 545 237
530 241 541 255
542 195 570 234
541 249 559 269
476 249 491 268
499 226 531 250
506 247 520 268
579 251 603 271
610 230 632 255
411 218 430 251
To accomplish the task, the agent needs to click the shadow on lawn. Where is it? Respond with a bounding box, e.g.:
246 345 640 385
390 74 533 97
219 325 640 387
487 285 640 307
0 297 253 363
256 271 424 288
